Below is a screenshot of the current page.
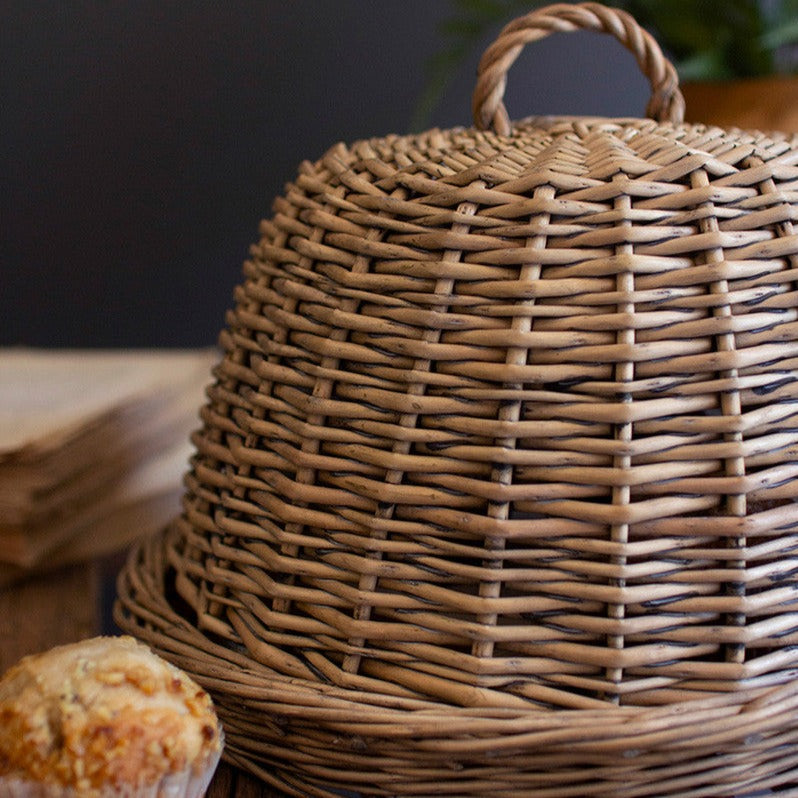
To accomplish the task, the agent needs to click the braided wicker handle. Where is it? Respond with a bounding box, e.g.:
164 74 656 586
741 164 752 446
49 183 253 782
472 2 685 134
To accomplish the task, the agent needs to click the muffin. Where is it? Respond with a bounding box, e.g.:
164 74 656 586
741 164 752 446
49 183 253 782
0 636 223 797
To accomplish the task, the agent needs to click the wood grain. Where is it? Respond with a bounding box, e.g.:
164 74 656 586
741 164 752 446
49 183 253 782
0 562 101 671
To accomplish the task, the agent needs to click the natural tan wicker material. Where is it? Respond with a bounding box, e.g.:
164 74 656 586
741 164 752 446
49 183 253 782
116 3 798 795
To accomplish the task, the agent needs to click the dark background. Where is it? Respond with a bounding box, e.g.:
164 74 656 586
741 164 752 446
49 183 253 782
2 1 648 349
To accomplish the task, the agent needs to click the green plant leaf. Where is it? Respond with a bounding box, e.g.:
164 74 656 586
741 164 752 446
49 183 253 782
761 18 798 49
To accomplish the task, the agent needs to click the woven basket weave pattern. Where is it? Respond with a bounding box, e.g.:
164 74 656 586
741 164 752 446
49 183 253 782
116 4 798 795
178 117 798 707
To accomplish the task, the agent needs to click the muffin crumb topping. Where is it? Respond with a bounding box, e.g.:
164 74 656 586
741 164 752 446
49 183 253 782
0 636 222 794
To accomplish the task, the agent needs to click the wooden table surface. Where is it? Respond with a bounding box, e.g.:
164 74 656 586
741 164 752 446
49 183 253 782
0 556 286 797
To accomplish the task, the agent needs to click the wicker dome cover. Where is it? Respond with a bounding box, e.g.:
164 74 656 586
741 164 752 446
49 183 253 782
117 3 798 796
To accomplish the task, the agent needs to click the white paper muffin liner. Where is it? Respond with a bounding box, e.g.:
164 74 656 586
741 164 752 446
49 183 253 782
0 734 223 798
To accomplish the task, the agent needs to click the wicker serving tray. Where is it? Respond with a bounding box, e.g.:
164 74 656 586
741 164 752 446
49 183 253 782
116 3 798 795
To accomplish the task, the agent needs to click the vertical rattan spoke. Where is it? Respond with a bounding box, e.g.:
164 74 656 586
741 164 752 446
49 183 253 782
472 185 555 665
691 167 748 668
253 190 349 619
604 186 635 701
341 193 481 675
198 191 310 624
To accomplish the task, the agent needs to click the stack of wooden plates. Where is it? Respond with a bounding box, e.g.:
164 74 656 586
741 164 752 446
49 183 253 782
0 348 215 584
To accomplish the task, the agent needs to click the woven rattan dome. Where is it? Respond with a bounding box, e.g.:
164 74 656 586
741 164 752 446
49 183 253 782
116 4 798 796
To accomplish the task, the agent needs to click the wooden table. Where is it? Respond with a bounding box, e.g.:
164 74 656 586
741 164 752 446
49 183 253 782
0 556 285 797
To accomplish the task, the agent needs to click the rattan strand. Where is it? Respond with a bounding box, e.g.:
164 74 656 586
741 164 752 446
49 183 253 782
472 2 685 133
116 3 798 795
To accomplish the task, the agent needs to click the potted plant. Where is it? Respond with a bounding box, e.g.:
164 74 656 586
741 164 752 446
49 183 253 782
417 0 798 132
